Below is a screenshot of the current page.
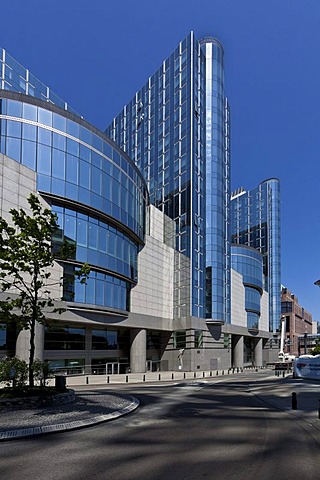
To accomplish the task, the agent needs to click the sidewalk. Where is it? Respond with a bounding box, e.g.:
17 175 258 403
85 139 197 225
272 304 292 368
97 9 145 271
248 375 320 433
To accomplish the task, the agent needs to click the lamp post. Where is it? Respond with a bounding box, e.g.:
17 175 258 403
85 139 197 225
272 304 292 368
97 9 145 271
304 331 308 355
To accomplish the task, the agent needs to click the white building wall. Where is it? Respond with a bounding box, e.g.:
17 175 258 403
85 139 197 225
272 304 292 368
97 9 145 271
230 269 246 327
259 291 269 332
0 154 63 300
130 205 174 319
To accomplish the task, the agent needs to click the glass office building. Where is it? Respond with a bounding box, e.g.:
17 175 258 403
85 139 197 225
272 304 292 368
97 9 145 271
0 54 148 313
106 32 230 324
230 179 281 332
0 38 279 372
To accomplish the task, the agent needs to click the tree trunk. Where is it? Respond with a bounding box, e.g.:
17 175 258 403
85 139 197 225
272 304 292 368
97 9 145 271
29 317 35 387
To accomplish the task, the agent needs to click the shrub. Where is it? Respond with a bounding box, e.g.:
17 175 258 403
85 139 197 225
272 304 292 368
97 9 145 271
32 359 53 387
0 356 28 389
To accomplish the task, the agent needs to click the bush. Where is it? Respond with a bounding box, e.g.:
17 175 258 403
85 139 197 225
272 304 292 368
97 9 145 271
32 359 53 387
0 356 28 389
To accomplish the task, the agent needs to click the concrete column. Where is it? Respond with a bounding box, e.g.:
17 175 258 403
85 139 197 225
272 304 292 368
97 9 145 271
16 322 44 363
233 335 244 369
254 338 263 368
15 329 29 363
130 328 147 373
84 328 92 374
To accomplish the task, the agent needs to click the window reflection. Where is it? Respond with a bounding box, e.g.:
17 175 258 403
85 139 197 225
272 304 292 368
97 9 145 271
0 98 147 242
52 205 138 281
63 264 129 310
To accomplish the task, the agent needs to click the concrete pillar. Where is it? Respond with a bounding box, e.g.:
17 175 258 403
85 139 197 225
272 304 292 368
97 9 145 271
84 327 92 374
254 338 263 368
16 321 44 363
130 328 147 373
233 335 244 369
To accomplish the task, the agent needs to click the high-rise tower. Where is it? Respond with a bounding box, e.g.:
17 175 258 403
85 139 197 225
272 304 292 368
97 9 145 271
200 38 230 324
230 179 281 332
106 32 230 324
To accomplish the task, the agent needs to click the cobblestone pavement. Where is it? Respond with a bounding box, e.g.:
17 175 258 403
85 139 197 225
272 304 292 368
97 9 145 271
0 391 139 440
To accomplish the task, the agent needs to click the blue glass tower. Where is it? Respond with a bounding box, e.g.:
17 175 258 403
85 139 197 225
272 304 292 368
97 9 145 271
230 179 281 332
200 38 230 324
106 32 230 324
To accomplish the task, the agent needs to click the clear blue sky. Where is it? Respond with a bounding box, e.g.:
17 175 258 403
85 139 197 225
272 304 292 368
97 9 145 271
1 0 320 319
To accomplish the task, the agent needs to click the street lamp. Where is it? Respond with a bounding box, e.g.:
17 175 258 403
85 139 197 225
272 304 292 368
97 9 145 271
304 331 308 355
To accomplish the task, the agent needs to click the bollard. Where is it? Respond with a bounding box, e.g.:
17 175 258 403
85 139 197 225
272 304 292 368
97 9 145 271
194 372 196 378
143 374 145 382
318 400 320 419
172 373 174 380
216 370 218 375
55 376 66 392
282 370 285 378
159 373 161 381
107 375 110 384
126 375 128 383
86 376 89 385
203 371 205 378
292 392 297 410
210 371 212 377
222 370 224 375
184 372 186 379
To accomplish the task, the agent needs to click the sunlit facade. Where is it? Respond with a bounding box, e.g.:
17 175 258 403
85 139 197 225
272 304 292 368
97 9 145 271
231 179 281 332
106 32 230 324
0 36 278 373
231 245 263 331
0 49 152 374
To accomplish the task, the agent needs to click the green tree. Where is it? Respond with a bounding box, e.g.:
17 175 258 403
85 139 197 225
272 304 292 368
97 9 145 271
32 359 53 387
310 344 320 355
0 194 89 387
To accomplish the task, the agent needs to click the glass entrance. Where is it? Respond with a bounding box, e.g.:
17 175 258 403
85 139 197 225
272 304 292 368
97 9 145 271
106 362 120 375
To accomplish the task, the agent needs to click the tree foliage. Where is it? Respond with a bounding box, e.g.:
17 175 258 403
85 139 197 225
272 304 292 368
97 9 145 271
0 194 90 387
32 359 53 387
310 345 320 355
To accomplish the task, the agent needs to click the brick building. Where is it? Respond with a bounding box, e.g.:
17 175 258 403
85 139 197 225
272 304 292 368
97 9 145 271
281 287 313 356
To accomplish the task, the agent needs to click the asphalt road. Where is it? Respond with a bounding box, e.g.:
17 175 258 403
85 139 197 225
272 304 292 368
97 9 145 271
1 372 320 480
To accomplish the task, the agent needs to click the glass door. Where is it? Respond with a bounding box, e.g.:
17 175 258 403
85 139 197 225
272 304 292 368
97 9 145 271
106 362 120 375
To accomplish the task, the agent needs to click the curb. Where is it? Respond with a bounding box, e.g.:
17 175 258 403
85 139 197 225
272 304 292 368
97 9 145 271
0 395 140 441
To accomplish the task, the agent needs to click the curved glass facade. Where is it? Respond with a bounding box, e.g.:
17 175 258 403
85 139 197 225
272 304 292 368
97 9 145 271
200 38 230 323
231 179 281 332
0 47 79 116
231 245 263 330
0 92 148 312
52 205 138 281
0 96 147 241
231 245 263 291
